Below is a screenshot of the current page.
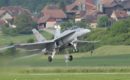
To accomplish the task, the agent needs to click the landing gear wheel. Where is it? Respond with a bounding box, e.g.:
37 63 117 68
48 56 52 62
68 55 73 61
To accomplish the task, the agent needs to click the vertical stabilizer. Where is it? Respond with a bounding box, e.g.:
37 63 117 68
54 25 61 39
32 29 46 42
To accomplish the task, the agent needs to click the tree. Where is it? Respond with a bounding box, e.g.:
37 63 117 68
60 20 74 30
110 19 130 34
0 0 10 7
58 1 66 10
1 24 17 36
75 20 89 28
97 16 110 27
14 13 37 34
0 0 74 12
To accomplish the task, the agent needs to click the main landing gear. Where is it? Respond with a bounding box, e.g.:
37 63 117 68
48 54 73 62
68 55 73 61
48 56 52 62
65 54 73 62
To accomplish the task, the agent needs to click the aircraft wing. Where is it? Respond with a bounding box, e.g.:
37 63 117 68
74 40 100 43
15 40 54 50
0 45 15 51
55 30 75 41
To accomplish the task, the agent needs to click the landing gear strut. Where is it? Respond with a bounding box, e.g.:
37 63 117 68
48 49 56 62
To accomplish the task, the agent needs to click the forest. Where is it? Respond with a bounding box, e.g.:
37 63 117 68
0 0 74 12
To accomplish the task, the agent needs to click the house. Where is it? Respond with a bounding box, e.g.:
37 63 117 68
98 0 130 16
111 10 129 21
100 0 124 16
0 9 13 25
0 10 13 21
65 0 109 28
0 6 31 17
38 5 67 29
99 0 130 16
86 10 107 28
122 0 130 15
0 6 32 21
86 14 97 28
0 6 32 28
0 10 12 28
66 0 97 21
75 11 86 22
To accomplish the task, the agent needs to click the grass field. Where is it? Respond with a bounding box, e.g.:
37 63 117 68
0 45 130 67
0 45 130 80
0 73 130 80
2 53 130 67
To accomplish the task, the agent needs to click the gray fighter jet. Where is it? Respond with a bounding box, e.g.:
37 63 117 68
0 26 97 62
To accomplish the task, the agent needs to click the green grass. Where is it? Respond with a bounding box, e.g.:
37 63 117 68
0 73 130 80
1 45 130 67
6 54 130 67
92 45 130 56
0 45 130 79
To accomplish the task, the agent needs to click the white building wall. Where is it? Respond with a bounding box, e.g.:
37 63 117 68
46 21 57 28
1 13 13 20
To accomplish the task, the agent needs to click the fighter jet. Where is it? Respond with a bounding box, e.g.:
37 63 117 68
0 26 97 62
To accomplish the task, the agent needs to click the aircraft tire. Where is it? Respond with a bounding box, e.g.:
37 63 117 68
48 56 52 62
68 55 73 61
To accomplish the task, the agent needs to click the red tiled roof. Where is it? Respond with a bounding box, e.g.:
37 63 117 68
101 0 114 5
38 16 50 23
0 6 31 17
0 10 6 16
86 2 96 10
41 5 67 19
66 0 96 12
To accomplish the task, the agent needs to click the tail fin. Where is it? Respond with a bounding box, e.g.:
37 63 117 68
32 29 46 42
54 25 61 39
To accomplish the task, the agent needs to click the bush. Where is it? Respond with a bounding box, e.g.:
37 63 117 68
1 24 17 36
86 18 130 45
97 16 110 27
14 13 37 34
3 42 17 56
27 38 35 43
